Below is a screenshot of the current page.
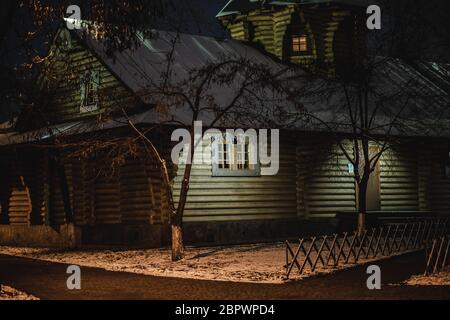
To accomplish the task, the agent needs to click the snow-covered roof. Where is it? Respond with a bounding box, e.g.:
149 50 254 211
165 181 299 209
80 29 285 100
2 25 449 147
296 57 450 137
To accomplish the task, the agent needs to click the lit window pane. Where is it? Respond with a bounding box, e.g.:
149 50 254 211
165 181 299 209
213 134 259 175
292 35 308 53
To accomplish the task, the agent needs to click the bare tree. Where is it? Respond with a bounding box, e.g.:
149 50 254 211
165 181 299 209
7 0 448 259
280 0 450 235
122 46 290 260
25 24 291 261
289 59 418 236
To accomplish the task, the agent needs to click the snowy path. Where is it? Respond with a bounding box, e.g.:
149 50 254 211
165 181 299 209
0 243 289 283
0 251 449 300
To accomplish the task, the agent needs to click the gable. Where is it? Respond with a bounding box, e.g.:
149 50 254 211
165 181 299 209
27 27 141 128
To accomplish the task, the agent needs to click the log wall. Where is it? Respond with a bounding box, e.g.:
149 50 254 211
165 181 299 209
296 138 356 218
173 139 298 222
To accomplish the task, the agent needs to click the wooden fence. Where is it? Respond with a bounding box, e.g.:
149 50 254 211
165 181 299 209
285 218 449 279
424 235 450 275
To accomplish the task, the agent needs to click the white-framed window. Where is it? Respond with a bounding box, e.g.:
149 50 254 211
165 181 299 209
80 70 100 113
212 134 260 177
57 29 72 51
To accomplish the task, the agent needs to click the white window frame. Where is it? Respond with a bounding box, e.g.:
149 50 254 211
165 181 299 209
80 70 100 113
212 134 260 177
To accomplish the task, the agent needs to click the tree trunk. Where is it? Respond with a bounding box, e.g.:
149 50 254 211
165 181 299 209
171 215 184 261
170 160 193 261
124 116 192 262
357 178 368 237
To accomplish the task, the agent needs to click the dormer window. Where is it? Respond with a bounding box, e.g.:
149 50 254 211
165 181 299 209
57 29 72 51
291 35 309 55
80 70 100 113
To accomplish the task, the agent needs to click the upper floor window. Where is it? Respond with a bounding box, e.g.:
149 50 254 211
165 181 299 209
212 134 260 177
291 35 309 55
80 70 100 113
57 29 72 51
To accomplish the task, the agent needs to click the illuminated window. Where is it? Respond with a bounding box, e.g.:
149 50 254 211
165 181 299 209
292 35 308 54
212 135 260 177
80 70 99 113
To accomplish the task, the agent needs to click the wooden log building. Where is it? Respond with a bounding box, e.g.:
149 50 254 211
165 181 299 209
0 0 449 247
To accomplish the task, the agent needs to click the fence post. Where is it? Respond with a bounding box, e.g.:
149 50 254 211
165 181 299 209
381 225 392 256
355 230 368 263
373 226 385 258
425 239 437 276
324 234 338 267
283 219 448 279
441 236 449 271
299 237 316 274
311 236 328 272
433 237 445 274
344 232 358 264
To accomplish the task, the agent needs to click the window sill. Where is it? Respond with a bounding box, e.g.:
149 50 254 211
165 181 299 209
80 104 99 114
212 168 261 177
290 53 314 57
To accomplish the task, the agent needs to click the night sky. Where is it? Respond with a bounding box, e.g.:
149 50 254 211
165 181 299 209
158 0 229 36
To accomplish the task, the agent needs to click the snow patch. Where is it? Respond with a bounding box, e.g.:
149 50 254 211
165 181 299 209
0 244 291 283
0 285 39 300
403 267 450 286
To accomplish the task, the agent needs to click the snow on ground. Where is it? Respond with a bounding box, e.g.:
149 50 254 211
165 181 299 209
403 267 450 286
0 242 419 284
0 243 290 283
0 285 39 300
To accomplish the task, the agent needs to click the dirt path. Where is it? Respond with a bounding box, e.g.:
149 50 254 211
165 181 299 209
0 251 448 300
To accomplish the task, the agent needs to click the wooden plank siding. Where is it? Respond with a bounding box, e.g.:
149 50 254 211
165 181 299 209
71 158 89 225
1 138 449 233
421 144 450 213
297 139 356 218
144 158 170 224
36 30 140 127
120 158 155 224
220 4 365 74
248 9 276 55
173 140 298 222
38 154 164 227
273 7 296 59
1 155 33 226
49 160 67 225
227 18 250 41
20 150 49 225
2 11 446 236
92 159 122 225
379 148 420 211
